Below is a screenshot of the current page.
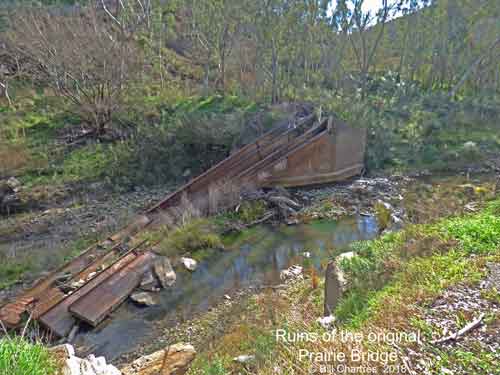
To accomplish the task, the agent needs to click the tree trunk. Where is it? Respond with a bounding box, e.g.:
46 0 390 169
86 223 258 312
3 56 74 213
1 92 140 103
271 41 278 104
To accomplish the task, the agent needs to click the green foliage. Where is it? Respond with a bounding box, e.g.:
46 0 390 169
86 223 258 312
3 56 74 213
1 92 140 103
0 259 32 289
374 201 392 231
197 357 227 375
335 199 500 325
443 211 500 254
234 200 267 224
156 219 223 257
0 336 57 375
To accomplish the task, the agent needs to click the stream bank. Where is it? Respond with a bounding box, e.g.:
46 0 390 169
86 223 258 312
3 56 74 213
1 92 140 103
66 171 498 366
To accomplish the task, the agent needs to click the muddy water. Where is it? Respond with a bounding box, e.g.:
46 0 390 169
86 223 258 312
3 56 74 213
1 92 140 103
73 216 378 360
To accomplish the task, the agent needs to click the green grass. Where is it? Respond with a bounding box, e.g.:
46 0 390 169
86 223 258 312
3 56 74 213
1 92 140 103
335 199 500 326
0 337 57 375
154 219 223 257
0 260 32 290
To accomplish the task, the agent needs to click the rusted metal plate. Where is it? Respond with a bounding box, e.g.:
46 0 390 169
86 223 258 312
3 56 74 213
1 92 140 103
0 297 34 327
39 252 138 338
147 114 316 213
0 243 112 328
69 252 156 327
257 118 366 187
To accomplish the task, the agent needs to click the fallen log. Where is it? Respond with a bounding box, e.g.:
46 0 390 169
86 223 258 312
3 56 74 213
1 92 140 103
431 313 485 344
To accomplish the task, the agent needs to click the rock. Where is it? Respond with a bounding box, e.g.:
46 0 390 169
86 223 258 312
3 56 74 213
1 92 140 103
130 292 157 306
302 251 312 258
463 141 478 151
52 344 121 375
49 343 75 359
316 315 336 329
6 177 22 192
324 252 355 315
121 343 196 375
279 265 303 281
153 257 176 288
140 271 160 292
224 294 231 300
180 257 197 272
233 354 255 364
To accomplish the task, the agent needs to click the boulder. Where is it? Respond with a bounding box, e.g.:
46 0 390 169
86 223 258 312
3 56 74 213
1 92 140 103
153 257 176 288
6 177 22 192
130 292 157 306
180 257 197 272
140 271 160 292
121 343 196 375
324 252 355 315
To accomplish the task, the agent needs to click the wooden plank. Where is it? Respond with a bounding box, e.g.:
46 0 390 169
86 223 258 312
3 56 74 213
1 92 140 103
38 253 138 338
69 252 156 327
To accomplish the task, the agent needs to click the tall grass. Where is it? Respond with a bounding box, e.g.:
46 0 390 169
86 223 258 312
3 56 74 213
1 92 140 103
0 336 57 375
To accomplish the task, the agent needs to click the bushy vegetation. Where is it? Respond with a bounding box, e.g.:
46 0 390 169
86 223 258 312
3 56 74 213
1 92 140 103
0 336 57 375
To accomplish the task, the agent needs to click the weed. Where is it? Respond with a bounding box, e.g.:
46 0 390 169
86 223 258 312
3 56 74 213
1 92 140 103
0 336 57 375
156 219 223 257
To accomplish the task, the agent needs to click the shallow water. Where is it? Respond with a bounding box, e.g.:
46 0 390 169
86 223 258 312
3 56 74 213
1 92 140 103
74 215 378 360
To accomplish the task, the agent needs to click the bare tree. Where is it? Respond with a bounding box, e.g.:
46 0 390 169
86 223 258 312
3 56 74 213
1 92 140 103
7 4 148 136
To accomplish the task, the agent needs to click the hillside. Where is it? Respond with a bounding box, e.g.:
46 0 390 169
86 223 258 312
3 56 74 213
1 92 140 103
0 1 499 375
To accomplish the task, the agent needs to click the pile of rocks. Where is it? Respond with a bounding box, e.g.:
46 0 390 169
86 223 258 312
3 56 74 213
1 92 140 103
129 255 198 307
50 344 121 375
50 343 196 375
298 176 408 222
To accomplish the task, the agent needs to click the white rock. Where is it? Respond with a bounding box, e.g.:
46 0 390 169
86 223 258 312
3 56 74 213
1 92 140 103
63 356 81 375
463 141 478 150
233 354 255 363
302 251 312 258
316 315 336 329
130 292 157 306
280 265 303 281
224 294 231 300
180 257 198 271
153 257 176 287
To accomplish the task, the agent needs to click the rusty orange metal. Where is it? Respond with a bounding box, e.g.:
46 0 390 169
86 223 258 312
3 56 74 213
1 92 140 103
38 252 138 338
0 113 366 336
68 252 157 327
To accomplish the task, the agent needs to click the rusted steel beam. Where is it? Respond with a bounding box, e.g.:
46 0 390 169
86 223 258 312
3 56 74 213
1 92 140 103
69 252 157 327
146 114 316 213
0 243 114 328
39 252 138 338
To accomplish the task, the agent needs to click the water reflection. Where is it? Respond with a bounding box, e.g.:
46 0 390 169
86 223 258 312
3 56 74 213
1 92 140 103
74 215 377 360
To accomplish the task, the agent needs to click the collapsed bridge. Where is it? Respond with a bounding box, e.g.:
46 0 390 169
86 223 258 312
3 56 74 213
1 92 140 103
0 113 366 338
